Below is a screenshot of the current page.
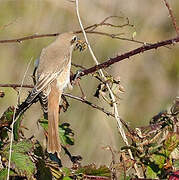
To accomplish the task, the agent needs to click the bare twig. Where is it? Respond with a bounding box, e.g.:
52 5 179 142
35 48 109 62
64 93 133 132
85 30 148 45
71 62 86 69
163 0 179 36
0 18 19 31
75 15 134 33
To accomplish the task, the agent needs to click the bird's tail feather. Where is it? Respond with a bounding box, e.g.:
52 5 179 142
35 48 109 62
47 80 61 158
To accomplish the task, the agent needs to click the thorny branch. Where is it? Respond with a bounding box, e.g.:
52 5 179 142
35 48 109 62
162 0 179 36
1 33 178 83
76 36 179 78
0 84 33 89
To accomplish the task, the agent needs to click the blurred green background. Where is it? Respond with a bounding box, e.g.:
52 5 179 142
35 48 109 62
0 0 178 166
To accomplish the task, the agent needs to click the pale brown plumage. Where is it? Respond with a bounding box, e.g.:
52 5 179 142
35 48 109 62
26 32 77 157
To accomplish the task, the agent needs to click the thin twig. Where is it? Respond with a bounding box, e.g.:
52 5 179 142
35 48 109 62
85 30 149 45
64 93 133 133
0 83 133 134
163 0 179 36
71 62 86 69
17 58 33 104
7 58 33 180
75 0 142 177
75 15 134 33
0 18 19 31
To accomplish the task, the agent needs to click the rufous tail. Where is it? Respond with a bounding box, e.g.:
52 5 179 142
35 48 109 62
47 80 61 158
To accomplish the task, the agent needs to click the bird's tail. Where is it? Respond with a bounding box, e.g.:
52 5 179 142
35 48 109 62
47 80 61 158
15 93 40 120
15 90 48 120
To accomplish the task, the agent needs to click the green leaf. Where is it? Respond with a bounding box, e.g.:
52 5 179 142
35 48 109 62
148 144 163 154
146 166 158 179
63 177 73 180
10 152 35 178
62 167 71 177
0 169 15 180
39 118 48 130
152 153 166 169
0 106 14 126
59 123 74 146
173 160 179 169
3 140 33 153
3 107 14 121
0 107 14 140
39 119 74 146
165 133 179 154
76 164 111 177
2 140 35 178
0 107 24 141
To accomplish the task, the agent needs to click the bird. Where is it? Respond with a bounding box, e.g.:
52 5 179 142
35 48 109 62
20 32 79 157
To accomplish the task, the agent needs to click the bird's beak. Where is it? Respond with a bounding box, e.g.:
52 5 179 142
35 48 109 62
74 39 87 52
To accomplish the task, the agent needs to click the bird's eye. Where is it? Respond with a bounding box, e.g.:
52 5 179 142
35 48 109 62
71 36 77 44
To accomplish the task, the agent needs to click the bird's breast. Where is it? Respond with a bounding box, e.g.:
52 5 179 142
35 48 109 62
56 61 71 91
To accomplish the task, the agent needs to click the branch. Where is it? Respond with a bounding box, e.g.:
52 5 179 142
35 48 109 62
77 36 179 77
64 93 134 135
75 15 134 33
163 0 179 36
0 33 59 43
0 84 33 88
85 30 148 45
0 82 134 135
0 16 141 45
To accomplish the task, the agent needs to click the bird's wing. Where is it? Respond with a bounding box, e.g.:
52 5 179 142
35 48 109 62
26 72 59 103
26 44 71 104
